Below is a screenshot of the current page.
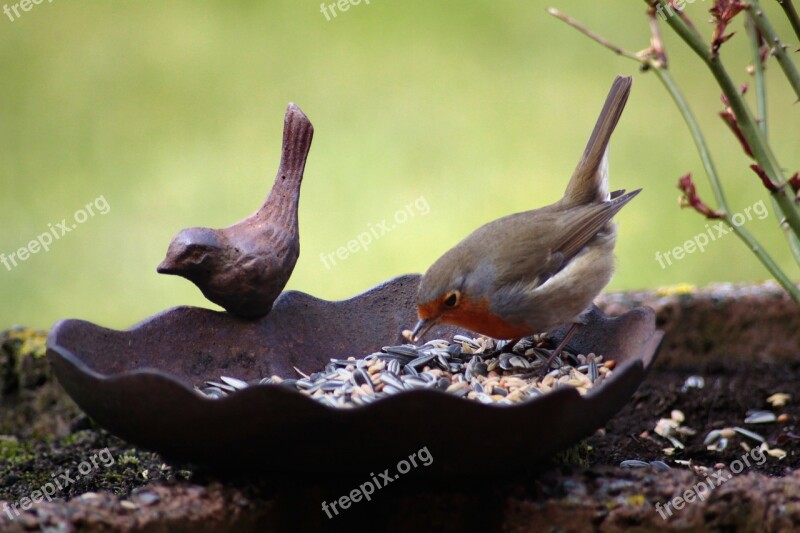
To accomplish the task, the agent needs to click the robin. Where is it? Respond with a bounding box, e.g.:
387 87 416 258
157 103 314 319
412 76 639 364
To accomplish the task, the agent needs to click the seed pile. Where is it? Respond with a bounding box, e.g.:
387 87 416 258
195 334 615 408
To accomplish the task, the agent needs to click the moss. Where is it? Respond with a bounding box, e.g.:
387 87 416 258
60 429 97 447
0 436 36 465
1 326 82 441
655 283 697 297
4 327 48 359
118 453 141 466
0 435 25 461
0 436 38 485
0 427 192 502
627 494 646 506
1 326 50 394
551 440 592 467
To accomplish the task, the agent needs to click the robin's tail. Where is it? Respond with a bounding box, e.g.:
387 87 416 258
561 75 632 207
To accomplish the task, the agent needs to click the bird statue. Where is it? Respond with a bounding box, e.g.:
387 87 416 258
158 103 314 319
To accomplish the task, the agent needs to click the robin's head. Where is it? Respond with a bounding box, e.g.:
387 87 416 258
413 280 464 341
157 227 224 281
412 250 490 340
412 249 534 341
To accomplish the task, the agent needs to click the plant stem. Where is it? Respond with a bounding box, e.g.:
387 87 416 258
748 13 800 264
748 0 800 101
776 0 800 43
548 7 800 305
546 8 643 62
725 223 800 305
653 69 728 209
745 17 768 138
654 68 800 305
649 0 800 243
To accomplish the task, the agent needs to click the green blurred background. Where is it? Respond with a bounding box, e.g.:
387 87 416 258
1 1 798 330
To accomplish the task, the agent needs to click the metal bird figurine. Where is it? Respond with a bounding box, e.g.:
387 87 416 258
158 103 314 318
413 76 639 362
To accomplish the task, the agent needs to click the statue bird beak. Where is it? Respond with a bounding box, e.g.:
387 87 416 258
157 257 179 275
411 318 436 342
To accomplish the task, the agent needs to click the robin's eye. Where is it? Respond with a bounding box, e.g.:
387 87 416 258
443 291 460 308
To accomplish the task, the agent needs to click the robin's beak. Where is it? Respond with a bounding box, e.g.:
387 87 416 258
411 317 436 342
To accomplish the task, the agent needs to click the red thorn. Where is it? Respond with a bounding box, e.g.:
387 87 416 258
677 173 724 219
710 0 747 55
789 172 800 195
719 108 754 158
749 164 779 192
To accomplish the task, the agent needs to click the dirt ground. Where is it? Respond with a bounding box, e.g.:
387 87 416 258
2 356 799 531
588 359 800 476
3 358 799 503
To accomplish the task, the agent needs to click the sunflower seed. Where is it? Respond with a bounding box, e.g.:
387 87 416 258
509 356 532 370
200 386 227 399
733 426 766 443
383 345 419 358
620 460 650 469
205 381 236 393
381 373 405 390
681 375 705 392
453 335 480 349
704 429 722 445
744 410 776 424
407 353 436 369
649 461 671 470
512 339 533 353
219 376 249 390
404 364 420 377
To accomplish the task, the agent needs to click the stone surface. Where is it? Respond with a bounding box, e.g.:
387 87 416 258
0 327 80 438
597 281 800 366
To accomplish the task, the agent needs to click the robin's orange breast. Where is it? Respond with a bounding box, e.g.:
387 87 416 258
442 298 532 340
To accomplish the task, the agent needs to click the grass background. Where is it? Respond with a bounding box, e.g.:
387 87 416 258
1 0 798 330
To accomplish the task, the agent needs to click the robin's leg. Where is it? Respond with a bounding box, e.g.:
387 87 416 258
543 323 579 370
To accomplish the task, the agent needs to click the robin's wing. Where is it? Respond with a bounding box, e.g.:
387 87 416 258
490 189 641 288
555 188 640 262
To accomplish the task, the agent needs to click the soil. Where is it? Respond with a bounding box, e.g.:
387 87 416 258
587 359 800 477
2 348 799 531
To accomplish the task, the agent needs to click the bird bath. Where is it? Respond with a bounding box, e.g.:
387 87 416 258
45 274 661 475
